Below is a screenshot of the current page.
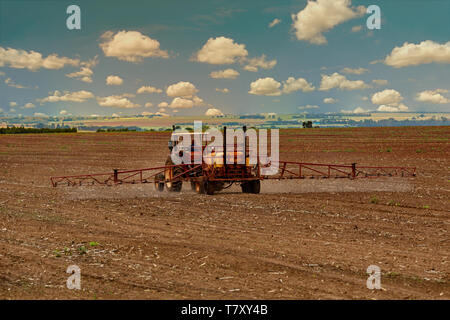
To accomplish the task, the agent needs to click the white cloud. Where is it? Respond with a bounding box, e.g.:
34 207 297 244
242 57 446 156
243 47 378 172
209 68 240 79
99 30 169 62
9 108 16 113
415 89 449 104
144 102 153 107
323 97 337 104
112 113 120 118
97 94 140 108
34 112 49 118
158 102 168 108
377 104 409 112
168 97 194 109
137 86 163 94
248 77 282 96
66 67 94 83
158 107 166 113
298 105 319 110
4 78 27 89
166 81 198 98
384 41 450 68
243 54 277 72
371 89 403 106
215 88 230 93
9 102 17 107
59 110 68 115
39 90 94 103
372 79 388 86
282 77 315 93
194 36 248 64
205 108 224 116
340 67 368 75
362 96 369 101
0 46 79 71
268 18 282 28
341 107 369 113
106 75 123 86
23 103 35 109
319 72 370 91
66 56 98 83
291 0 365 44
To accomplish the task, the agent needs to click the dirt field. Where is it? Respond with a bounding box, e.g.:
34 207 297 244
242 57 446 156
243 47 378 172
0 126 448 299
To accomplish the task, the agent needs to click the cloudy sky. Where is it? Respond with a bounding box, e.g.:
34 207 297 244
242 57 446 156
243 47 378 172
0 0 449 117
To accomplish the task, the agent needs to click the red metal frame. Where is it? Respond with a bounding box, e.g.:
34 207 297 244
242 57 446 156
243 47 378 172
50 161 416 187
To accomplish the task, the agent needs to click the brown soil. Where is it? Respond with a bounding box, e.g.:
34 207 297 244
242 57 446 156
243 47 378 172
0 126 448 299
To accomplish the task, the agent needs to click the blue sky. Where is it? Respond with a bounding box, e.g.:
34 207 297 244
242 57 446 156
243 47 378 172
0 0 449 117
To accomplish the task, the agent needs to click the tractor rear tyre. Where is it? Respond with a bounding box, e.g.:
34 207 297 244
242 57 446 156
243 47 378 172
165 156 183 192
241 180 260 194
250 180 261 194
205 181 215 195
241 182 250 193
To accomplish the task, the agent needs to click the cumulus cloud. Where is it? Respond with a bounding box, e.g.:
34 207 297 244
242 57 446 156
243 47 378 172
34 112 49 118
282 77 315 93
268 18 282 28
141 111 169 117
66 56 98 83
97 94 140 108
298 105 319 110
158 102 168 108
0 47 79 71
106 75 123 86
372 79 388 86
243 54 277 72
99 30 169 62
194 36 248 64
144 102 153 108
137 86 163 94
66 67 94 83
9 102 17 107
4 77 28 89
319 72 370 91
371 89 403 106
415 89 449 104
341 107 369 113
166 81 198 98
248 77 282 96
291 0 365 44
205 108 224 116
209 68 240 79
59 110 68 115
384 41 450 68
340 67 368 75
323 97 337 104
215 88 230 93
168 97 194 109
377 104 408 112
167 96 205 109
23 103 35 109
39 90 94 104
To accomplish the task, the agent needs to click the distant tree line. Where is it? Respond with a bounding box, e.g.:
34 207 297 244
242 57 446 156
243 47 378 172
0 126 77 134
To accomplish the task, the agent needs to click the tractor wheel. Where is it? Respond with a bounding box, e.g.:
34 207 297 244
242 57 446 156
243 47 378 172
250 180 261 194
205 181 215 195
165 156 183 192
241 182 251 193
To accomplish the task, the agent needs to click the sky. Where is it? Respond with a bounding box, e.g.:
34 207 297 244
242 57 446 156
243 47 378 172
0 0 449 118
